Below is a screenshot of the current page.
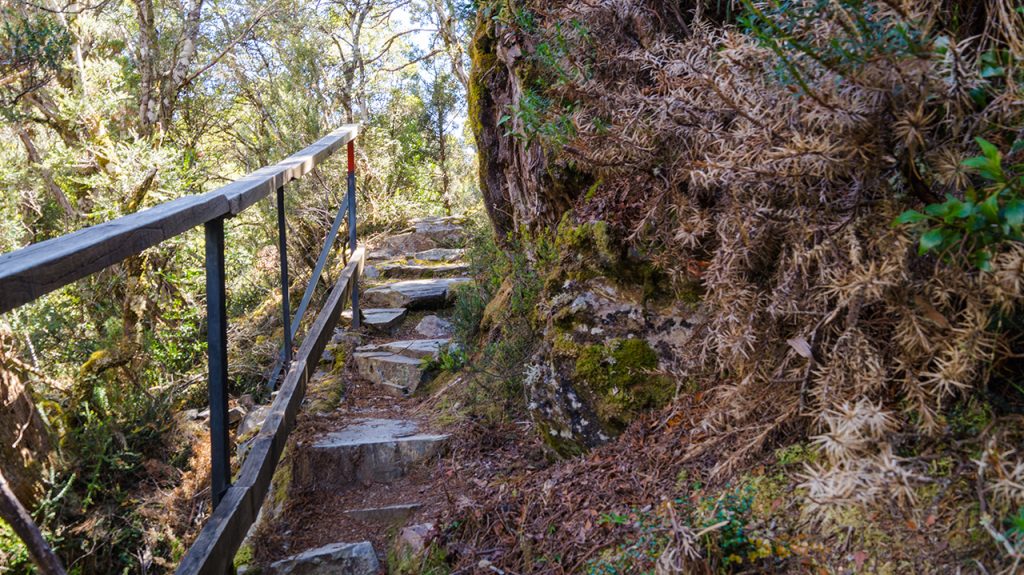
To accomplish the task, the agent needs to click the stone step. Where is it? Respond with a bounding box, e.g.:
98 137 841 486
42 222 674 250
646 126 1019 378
377 262 470 279
414 315 454 339
344 503 423 526
265 541 379 575
411 216 466 243
342 307 408 332
292 419 449 492
352 351 427 396
368 232 437 260
413 248 465 262
357 338 450 360
362 278 471 310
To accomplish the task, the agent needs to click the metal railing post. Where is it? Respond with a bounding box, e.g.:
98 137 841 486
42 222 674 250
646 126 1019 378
348 141 360 328
276 186 293 365
204 217 231 509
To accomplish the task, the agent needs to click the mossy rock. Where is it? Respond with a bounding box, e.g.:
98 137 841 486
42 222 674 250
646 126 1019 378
547 213 669 301
573 338 673 432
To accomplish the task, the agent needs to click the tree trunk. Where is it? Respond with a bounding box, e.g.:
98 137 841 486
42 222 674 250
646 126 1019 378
17 125 76 218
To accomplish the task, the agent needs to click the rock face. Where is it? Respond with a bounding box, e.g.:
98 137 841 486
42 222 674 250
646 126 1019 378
292 419 449 492
362 278 471 309
265 541 379 575
525 277 701 455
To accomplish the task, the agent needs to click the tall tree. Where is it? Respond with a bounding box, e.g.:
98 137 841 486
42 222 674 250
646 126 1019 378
133 0 204 135
421 63 459 214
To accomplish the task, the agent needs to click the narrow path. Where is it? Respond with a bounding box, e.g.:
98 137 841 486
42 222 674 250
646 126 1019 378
244 216 472 574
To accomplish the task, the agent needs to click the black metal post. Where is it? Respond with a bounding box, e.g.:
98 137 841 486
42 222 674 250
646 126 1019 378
276 186 293 364
348 141 360 328
205 217 231 509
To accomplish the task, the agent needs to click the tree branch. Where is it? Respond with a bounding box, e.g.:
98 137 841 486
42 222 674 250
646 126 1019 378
0 470 66 575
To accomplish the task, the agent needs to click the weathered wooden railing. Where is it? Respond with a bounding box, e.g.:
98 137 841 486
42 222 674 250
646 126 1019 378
0 125 364 575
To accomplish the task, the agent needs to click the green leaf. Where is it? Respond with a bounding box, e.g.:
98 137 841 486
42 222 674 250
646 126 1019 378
919 229 946 254
976 137 1001 162
1012 140 1024 155
963 153 1002 181
980 194 1001 221
895 210 927 225
971 250 993 272
969 87 990 108
981 65 1006 79
1005 199 1024 228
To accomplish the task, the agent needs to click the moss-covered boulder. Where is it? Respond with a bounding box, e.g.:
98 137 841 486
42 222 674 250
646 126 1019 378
526 273 701 456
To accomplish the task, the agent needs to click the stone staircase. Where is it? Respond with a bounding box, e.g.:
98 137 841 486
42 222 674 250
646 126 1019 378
248 216 470 575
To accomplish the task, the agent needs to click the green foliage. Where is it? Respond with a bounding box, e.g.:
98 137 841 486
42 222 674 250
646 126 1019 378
424 343 469 372
896 138 1024 270
739 0 925 93
0 521 29 573
587 508 671 575
1007 507 1024 541
705 488 758 567
0 8 70 115
500 87 576 146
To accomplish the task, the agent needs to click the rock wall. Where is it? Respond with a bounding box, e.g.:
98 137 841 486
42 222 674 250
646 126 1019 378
469 4 704 453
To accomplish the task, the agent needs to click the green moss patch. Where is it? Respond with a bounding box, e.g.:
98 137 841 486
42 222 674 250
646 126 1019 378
573 338 672 431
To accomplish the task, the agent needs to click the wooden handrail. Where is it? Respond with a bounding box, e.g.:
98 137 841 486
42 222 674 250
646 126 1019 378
0 125 364 575
0 125 358 314
175 248 365 575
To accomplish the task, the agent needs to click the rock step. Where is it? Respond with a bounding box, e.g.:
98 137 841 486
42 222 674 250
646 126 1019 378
292 419 449 493
344 503 423 526
265 541 378 575
362 278 471 310
414 315 453 338
354 339 451 395
377 262 470 279
412 248 465 262
352 352 427 396
341 307 407 332
357 338 451 360
411 219 465 243
368 232 438 261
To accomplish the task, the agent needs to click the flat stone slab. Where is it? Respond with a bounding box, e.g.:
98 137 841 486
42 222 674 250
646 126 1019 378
292 419 449 492
409 216 466 243
413 248 465 262
415 315 454 338
353 351 428 395
345 503 423 526
357 338 450 360
362 278 472 310
369 232 437 260
378 262 470 279
343 307 407 332
266 541 379 575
